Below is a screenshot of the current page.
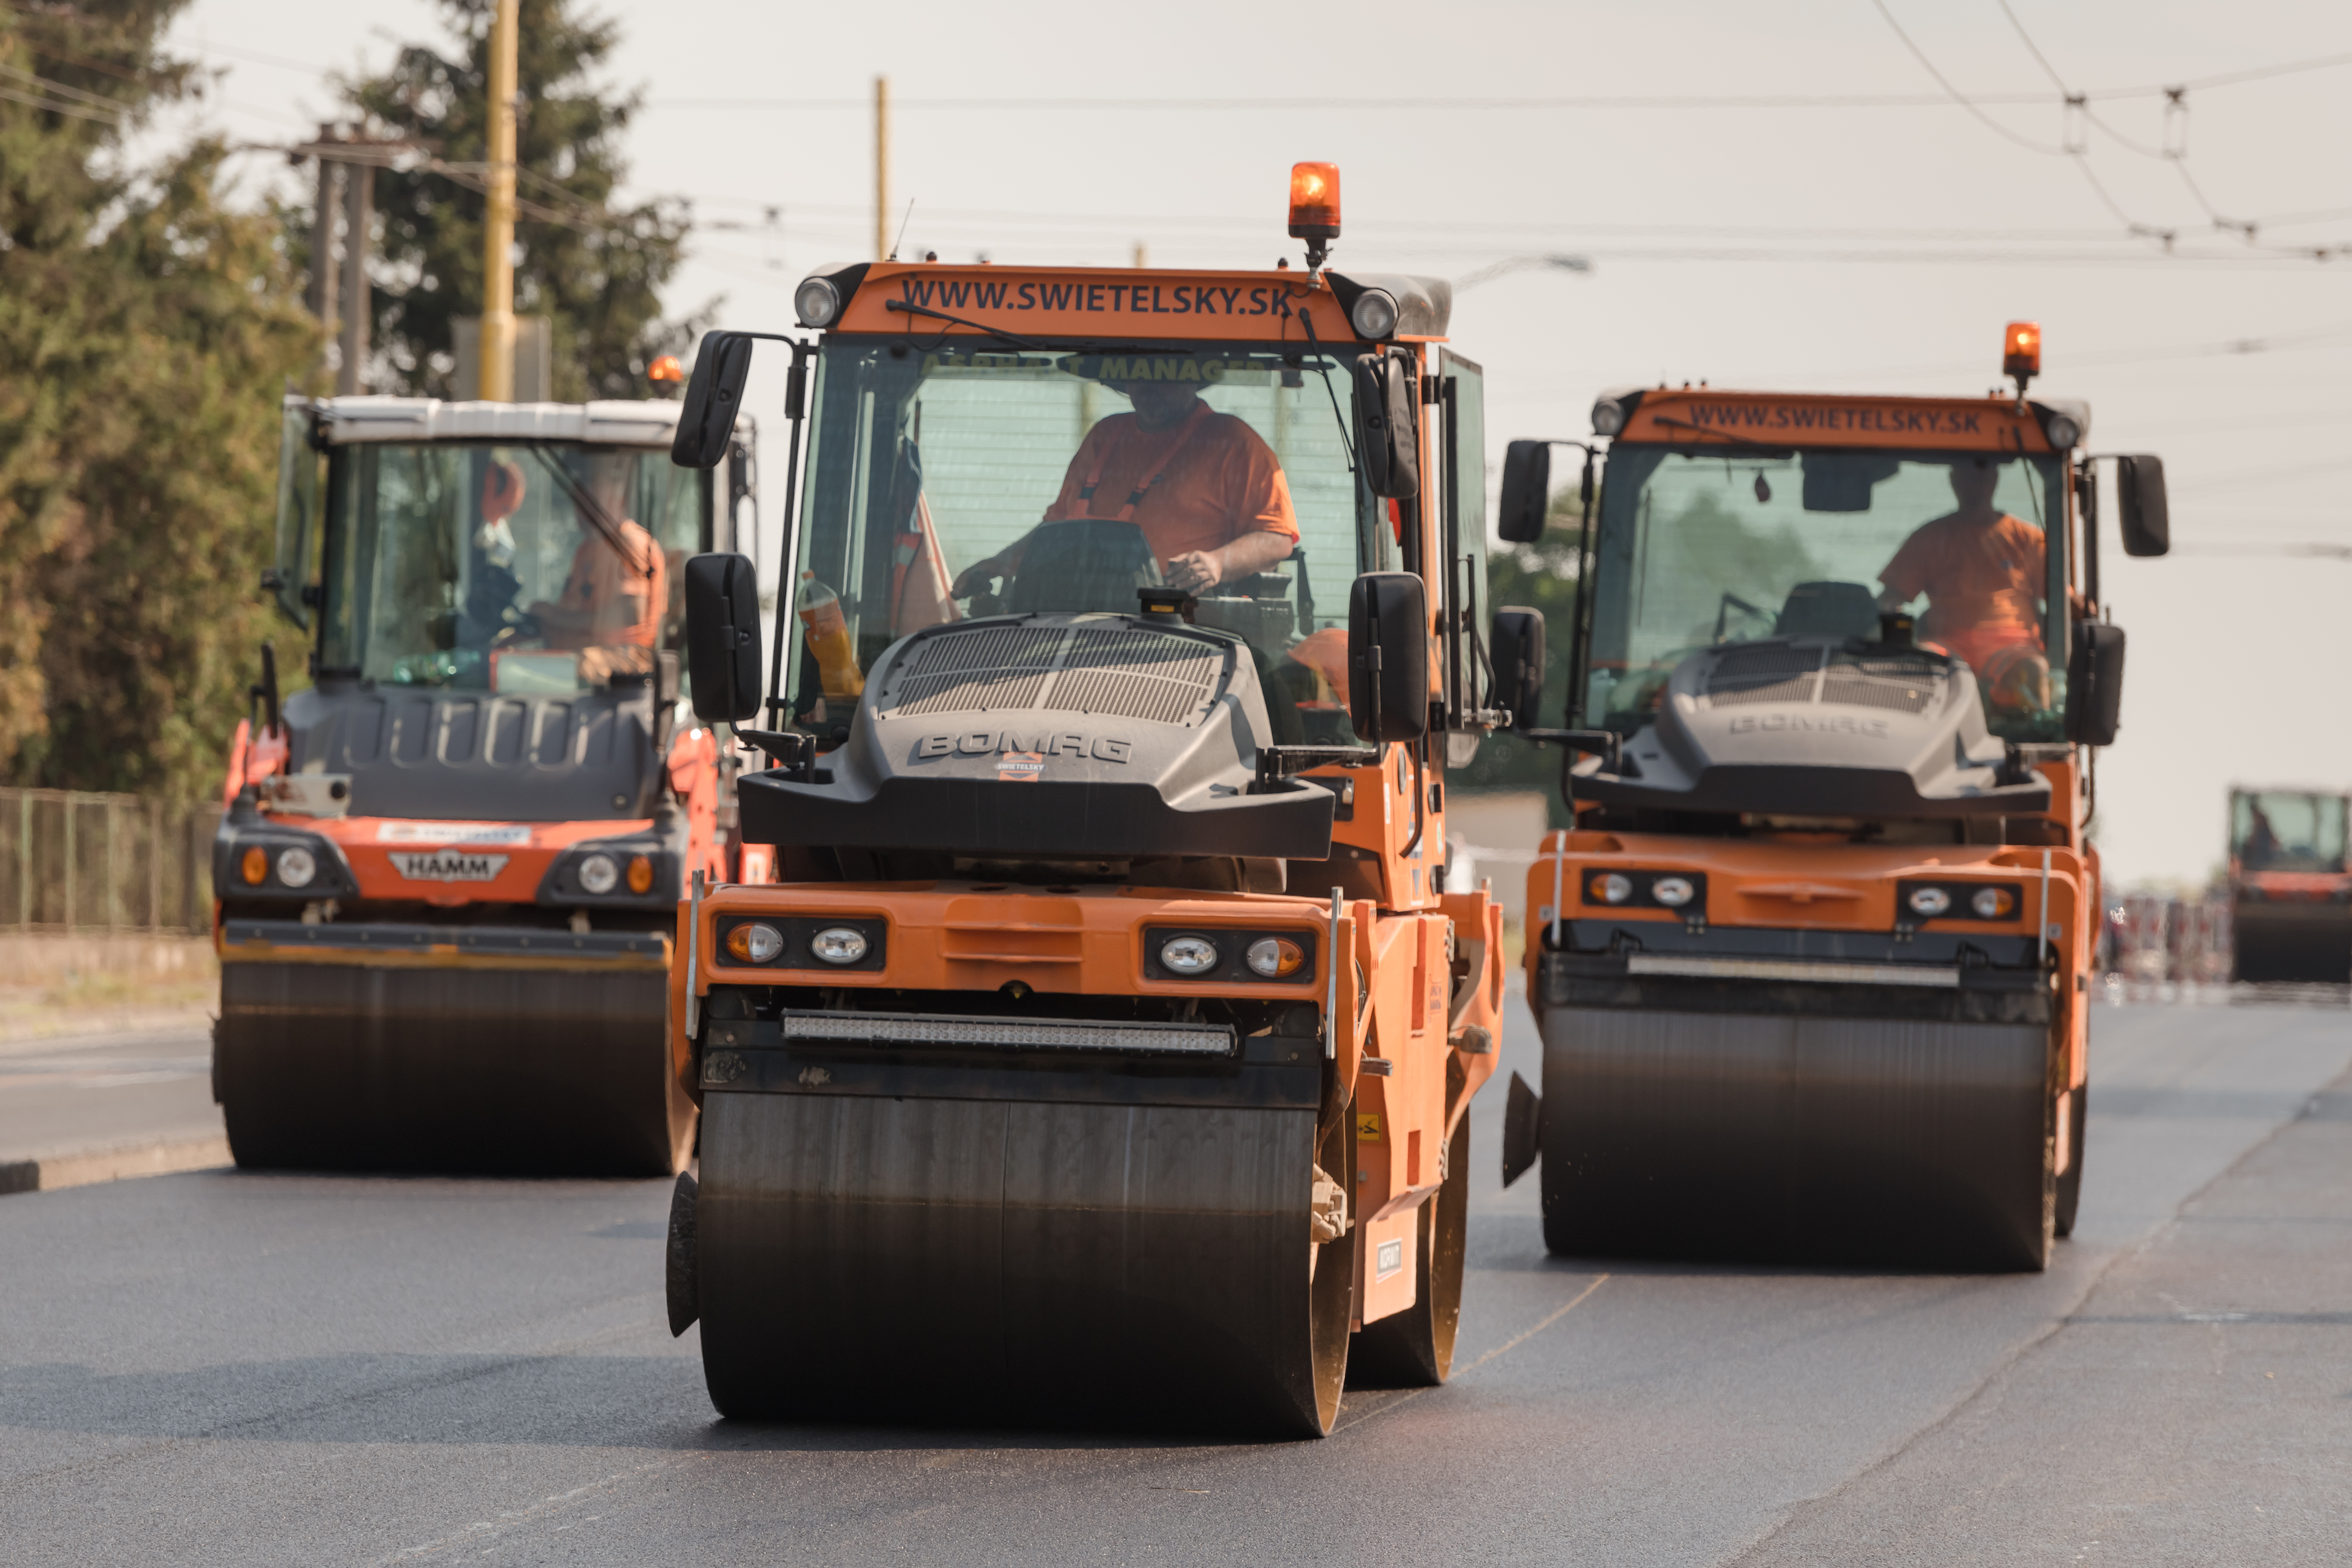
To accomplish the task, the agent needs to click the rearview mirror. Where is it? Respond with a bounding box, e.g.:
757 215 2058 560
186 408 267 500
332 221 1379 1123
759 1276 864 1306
1348 571 1429 744
1498 441 1550 544
683 552 763 723
1490 607 1545 729
673 332 756 470
1351 352 1420 500
2064 621 2126 746
2116 455 2169 557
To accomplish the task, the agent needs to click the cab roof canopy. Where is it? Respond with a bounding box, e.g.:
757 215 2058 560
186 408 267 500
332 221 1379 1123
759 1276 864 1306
808 260 1453 343
1602 385 2091 455
300 396 688 448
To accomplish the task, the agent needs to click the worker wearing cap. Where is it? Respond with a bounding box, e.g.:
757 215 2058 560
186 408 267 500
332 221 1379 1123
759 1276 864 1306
1876 457 2053 710
953 372 1299 596
529 453 667 680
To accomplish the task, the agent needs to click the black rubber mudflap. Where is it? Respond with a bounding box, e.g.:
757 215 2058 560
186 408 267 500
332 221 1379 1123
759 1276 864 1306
666 1171 699 1336
214 961 691 1177
696 1093 1336 1436
1537 1005 2053 1272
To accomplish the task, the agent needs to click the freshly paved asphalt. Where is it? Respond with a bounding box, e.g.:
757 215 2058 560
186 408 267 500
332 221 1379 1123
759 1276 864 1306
0 1026 219 1162
1 993 2345 1566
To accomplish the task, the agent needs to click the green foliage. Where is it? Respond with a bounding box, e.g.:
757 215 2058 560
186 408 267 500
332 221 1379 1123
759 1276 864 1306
344 0 704 400
0 1 318 798
1450 487 1587 824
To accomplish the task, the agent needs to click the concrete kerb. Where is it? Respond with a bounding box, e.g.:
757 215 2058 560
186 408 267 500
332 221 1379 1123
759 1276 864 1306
0 1134 233 1197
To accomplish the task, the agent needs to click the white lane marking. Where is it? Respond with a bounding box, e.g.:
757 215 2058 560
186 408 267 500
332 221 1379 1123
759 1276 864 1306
371 1456 688 1564
1333 1273 1611 1434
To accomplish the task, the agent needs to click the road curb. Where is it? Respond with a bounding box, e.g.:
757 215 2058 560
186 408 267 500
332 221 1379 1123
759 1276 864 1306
0 1134 233 1197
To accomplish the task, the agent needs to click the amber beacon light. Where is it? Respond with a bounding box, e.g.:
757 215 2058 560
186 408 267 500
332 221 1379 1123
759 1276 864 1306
1287 162 1341 271
2002 321 2041 380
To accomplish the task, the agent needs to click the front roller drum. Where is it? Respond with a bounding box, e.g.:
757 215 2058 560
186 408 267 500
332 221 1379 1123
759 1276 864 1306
1538 1005 2054 1271
694 1091 1355 1436
214 961 695 1177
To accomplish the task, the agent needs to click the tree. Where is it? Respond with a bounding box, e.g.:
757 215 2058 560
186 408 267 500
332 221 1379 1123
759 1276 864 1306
1450 487 1589 825
1 1 318 798
343 0 703 401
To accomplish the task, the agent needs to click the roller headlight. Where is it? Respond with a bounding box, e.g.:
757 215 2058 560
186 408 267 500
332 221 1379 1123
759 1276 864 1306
1591 397 1627 437
2044 413 2081 449
626 854 655 895
1972 886 2016 919
1349 288 1399 340
794 275 842 328
1651 875 1695 908
1908 886 1952 918
725 922 784 964
1159 936 1219 976
275 847 317 889
240 846 268 886
1590 872 1634 906
578 852 619 895
811 926 870 965
1246 937 1307 978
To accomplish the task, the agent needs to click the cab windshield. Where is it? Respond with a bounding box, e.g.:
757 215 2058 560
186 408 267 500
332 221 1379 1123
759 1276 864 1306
318 443 705 693
788 341 1385 744
1582 445 2069 743
2231 790 2349 874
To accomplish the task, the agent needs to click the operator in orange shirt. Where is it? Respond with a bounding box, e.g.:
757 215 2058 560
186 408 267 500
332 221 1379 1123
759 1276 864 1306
1876 457 2055 711
952 371 1300 597
528 452 667 681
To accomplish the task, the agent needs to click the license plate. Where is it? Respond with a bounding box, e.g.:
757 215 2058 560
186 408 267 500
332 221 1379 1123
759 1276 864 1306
389 851 510 883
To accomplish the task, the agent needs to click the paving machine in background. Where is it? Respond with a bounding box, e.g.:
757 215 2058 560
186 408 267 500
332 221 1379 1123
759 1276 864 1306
2226 786 2352 983
1491 324 2170 1270
213 395 759 1175
658 164 1511 1435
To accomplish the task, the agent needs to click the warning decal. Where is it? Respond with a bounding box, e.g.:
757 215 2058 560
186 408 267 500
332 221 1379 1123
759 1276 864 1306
1355 1111 1384 1143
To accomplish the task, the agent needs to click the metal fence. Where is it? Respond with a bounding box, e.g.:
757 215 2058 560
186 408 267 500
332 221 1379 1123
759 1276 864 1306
0 789 223 935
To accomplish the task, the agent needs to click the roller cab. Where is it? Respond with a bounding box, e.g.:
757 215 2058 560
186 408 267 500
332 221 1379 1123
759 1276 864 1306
664 175 1509 1435
2224 787 2351 984
1496 335 2169 1270
214 396 761 1175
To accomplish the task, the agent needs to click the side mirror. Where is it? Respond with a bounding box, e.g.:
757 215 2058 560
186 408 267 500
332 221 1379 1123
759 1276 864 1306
673 332 756 470
683 552 763 723
1351 352 1420 500
1347 571 1429 744
2116 455 2169 557
2064 621 2126 746
1497 441 1551 544
1490 607 1545 729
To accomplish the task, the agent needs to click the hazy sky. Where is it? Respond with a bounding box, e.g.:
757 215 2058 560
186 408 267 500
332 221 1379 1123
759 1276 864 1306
151 0 2352 886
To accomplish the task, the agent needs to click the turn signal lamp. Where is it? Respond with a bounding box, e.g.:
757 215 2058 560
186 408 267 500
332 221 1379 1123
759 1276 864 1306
647 354 684 384
1590 872 1634 905
240 846 268 886
626 854 655 895
1287 162 1341 240
2002 320 2041 379
1246 937 1307 978
726 922 784 964
1971 886 2016 919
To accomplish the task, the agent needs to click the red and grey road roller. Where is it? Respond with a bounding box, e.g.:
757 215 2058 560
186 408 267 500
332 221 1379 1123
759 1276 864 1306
657 164 1512 1434
1491 323 2170 1270
212 393 759 1174
2225 785 2352 983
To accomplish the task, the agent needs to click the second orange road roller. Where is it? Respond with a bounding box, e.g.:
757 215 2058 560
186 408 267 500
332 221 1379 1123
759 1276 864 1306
658 164 1511 1434
1493 324 2170 1270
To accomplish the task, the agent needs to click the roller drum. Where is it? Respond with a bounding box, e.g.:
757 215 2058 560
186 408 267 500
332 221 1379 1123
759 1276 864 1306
2230 900 2352 984
214 961 693 1176
696 1082 1352 1435
1538 996 2054 1271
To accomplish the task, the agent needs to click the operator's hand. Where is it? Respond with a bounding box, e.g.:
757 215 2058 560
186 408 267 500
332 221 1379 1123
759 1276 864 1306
952 557 1005 597
1163 550 1223 592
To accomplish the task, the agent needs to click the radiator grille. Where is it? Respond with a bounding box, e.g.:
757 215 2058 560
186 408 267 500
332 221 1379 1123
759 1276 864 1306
881 623 1226 727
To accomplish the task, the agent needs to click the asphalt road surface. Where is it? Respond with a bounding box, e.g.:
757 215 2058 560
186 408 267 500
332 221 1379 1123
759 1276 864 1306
2 994 2346 1566
0 1025 219 1162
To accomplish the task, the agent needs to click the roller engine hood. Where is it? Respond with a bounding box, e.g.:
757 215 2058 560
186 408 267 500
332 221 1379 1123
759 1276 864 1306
1574 637 2051 818
737 612 1335 861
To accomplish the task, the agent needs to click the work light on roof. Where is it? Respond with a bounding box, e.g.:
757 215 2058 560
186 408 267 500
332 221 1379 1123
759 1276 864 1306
795 274 843 329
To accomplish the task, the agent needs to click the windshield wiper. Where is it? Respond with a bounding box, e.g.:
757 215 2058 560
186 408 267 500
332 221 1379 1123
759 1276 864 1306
523 444 649 581
884 299 1044 351
1293 309 1359 476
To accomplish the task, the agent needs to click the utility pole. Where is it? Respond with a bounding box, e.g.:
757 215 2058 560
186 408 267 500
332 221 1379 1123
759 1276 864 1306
338 157 373 395
306 123 342 385
874 74 889 261
479 0 521 402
